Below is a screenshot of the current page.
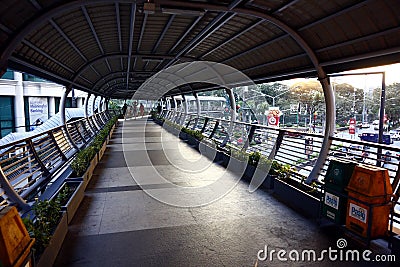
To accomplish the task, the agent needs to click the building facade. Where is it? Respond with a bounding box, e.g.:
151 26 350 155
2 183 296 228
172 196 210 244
0 69 87 138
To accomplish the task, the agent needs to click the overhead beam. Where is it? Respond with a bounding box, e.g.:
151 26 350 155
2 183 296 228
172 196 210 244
185 13 236 55
152 14 176 53
82 5 104 54
126 3 136 90
200 18 263 59
72 53 192 82
168 16 203 54
164 0 246 69
222 33 288 63
137 13 148 53
93 71 149 90
8 55 104 96
49 19 87 62
22 39 75 73
115 3 122 53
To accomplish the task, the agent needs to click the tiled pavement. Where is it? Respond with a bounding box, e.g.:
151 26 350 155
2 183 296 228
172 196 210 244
54 118 393 267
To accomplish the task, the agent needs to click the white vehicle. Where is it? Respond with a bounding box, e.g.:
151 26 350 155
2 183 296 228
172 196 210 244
390 129 400 141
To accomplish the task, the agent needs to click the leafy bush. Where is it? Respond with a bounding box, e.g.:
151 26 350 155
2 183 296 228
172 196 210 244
71 116 117 176
230 148 248 162
23 199 62 256
181 127 203 141
248 151 261 166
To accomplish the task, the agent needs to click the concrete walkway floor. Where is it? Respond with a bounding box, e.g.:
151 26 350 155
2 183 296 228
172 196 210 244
54 118 394 267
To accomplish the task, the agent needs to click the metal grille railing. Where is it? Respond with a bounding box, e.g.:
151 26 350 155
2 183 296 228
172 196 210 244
158 111 400 236
0 109 120 210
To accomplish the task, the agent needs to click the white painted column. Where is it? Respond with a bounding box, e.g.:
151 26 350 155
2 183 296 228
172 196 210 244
84 93 90 117
13 72 25 133
49 97 56 118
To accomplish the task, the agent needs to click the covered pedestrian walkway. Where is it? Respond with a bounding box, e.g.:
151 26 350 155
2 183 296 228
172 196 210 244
54 117 391 266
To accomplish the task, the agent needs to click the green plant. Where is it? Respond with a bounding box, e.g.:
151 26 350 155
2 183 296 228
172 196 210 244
248 151 261 166
23 199 62 256
269 160 291 179
230 148 248 162
55 184 75 206
181 127 203 141
70 116 117 176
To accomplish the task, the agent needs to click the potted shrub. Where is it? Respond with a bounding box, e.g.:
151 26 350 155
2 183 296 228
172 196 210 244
244 151 261 181
52 179 85 224
70 145 97 188
273 171 322 219
227 148 248 175
22 199 67 267
198 138 220 162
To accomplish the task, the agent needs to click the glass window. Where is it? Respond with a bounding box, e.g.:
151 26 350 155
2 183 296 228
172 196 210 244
1 69 14 80
0 96 15 138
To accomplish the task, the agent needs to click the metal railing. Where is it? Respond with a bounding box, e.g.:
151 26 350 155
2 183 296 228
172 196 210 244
158 111 400 235
0 109 120 211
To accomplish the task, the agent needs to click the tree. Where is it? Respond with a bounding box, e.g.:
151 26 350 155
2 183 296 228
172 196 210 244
289 81 325 126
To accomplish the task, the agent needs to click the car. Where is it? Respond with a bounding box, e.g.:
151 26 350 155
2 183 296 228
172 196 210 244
357 123 370 128
390 129 400 141
348 145 366 162
285 130 303 138
329 151 354 160
382 151 392 162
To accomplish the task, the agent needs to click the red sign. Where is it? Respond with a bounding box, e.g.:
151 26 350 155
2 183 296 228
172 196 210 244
349 118 356 134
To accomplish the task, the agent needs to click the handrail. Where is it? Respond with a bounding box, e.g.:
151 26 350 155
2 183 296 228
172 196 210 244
0 109 121 211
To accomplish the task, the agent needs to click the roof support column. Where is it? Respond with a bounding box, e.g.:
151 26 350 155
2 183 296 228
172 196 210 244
173 96 178 112
225 88 236 122
84 93 91 118
193 92 201 117
61 85 78 150
183 95 188 115
71 88 77 108
225 87 236 136
13 72 26 133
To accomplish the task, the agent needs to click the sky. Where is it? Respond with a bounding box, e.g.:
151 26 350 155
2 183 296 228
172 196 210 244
280 63 400 90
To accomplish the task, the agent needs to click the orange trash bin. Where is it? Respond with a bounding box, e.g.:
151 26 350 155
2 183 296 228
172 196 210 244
345 165 394 239
0 206 35 267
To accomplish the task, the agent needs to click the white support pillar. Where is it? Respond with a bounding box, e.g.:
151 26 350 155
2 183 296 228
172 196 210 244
173 97 178 112
49 97 56 118
13 72 25 133
92 95 97 114
225 88 236 122
84 93 90 118
183 95 188 115
193 92 201 117
166 97 171 110
60 86 71 126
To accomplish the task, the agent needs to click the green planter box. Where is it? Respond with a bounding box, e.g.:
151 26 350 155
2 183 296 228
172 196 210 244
36 212 68 267
53 179 85 224
274 179 321 219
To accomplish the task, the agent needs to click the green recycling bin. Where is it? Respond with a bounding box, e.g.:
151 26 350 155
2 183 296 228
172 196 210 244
322 159 357 224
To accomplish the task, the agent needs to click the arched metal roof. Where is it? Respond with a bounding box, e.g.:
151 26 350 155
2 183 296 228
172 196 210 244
1 0 399 99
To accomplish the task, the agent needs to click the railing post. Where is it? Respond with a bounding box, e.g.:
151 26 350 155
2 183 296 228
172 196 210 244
49 130 68 161
60 86 79 150
201 117 209 133
243 125 256 150
27 139 51 177
209 120 219 139
0 170 30 210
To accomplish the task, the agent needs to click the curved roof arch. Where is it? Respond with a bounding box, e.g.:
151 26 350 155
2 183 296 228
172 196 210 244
1 0 399 98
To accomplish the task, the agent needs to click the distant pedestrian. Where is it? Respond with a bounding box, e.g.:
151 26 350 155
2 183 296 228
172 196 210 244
139 103 145 117
157 103 162 114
